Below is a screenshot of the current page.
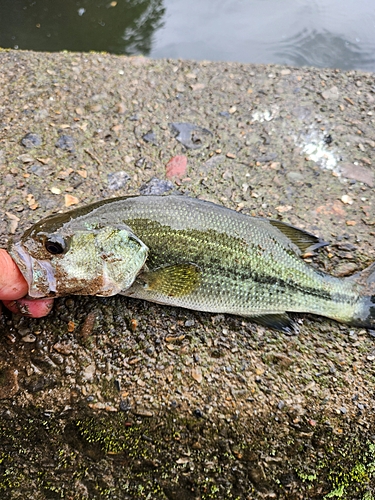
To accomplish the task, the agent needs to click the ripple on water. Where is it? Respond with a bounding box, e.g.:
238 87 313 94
272 28 375 70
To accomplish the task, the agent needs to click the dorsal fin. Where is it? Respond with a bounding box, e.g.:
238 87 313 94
268 220 328 254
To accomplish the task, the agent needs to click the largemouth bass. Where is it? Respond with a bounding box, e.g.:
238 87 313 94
9 195 375 331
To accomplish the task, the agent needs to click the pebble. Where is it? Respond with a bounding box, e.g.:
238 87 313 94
286 171 304 183
21 132 42 148
341 194 353 205
107 170 130 190
191 367 203 383
340 163 374 187
165 155 188 179
134 407 153 417
120 399 132 412
18 153 35 163
55 134 75 152
53 342 73 355
169 122 212 149
65 194 79 207
22 334 36 343
321 86 339 100
142 130 156 143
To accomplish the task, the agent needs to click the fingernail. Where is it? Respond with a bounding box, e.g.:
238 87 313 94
15 301 31 316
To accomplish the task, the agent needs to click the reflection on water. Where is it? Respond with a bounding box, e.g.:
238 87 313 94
0 0 374 71
0 0 165 55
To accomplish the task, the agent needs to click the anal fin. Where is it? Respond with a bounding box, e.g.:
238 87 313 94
252 313 298 334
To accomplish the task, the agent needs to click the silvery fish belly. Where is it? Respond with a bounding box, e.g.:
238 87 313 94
9 195 375 331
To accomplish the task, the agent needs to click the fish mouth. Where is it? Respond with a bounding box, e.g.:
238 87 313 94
9 241 57 299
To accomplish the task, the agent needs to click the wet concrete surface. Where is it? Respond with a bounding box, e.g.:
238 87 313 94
0 50 375 498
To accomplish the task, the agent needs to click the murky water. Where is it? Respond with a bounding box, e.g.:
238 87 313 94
0 0 374 71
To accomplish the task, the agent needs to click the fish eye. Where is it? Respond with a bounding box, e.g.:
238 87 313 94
44 237 66 255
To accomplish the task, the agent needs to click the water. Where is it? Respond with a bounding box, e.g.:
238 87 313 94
0 0 374 71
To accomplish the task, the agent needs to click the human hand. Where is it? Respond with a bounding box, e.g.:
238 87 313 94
0 249 54 318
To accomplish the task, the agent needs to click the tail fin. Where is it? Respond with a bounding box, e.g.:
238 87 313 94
349 262 375 328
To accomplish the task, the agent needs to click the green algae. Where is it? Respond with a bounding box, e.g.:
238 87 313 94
1 406 374 499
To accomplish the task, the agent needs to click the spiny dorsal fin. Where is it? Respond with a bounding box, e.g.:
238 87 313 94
269 220 328 254
137 263 201 297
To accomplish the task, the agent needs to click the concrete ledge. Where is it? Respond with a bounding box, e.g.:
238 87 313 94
0 50 375 498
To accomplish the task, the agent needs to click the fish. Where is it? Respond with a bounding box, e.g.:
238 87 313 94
8 195 375 332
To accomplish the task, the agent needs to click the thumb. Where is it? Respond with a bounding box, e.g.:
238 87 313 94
0 249 28 300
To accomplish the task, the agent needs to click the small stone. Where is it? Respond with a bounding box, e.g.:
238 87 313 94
341 194 353 205
21 132 42 148
139 177 174 196
56 135 75 152
53 342 73 355
321 86 339 100
190 83 205 91
134 407 153 417
115 102 126 114
166 155 188 179
340 163 374 187
226 152 236 159
22 334 36 343
280 69 291 75
286 171 304 183
65 194 79 207
82 363 96 382
18 153 35 163
77 169 87 178
191 367 203 383
6 212 20 234
276 205 292 213
169 122 212 149
335 262 358 277
142 130 156 143
50 187 61 195
107 171 130 190
229 106 237 114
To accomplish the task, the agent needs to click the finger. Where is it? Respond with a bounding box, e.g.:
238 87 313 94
3 298 54 318
0 249 28 300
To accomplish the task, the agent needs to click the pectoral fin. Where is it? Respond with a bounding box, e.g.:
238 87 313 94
137 263 201 297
